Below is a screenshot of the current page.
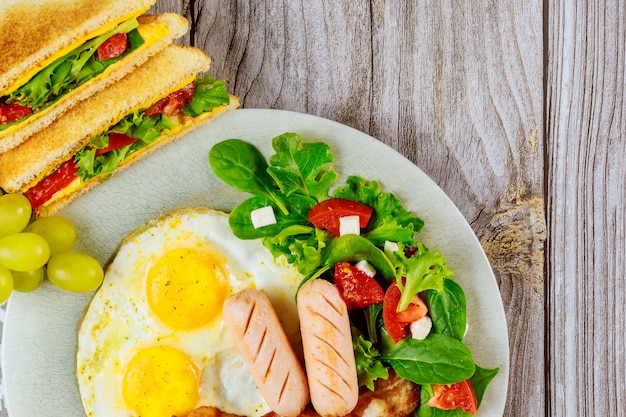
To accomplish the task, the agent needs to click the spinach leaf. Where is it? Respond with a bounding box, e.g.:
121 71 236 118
380 333 475 385
324 234 396 280
267 132 338 201
470 365 499 406
364 303 383 343
209 139 289 214
427 278 467 341
228 194 314 239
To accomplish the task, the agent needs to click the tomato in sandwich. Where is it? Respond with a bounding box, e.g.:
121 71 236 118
427 379 478 414
333 261 384 310
308 198 373 237
91 133 139 156
96 33 128 60
144 82 196 116
0 102 33 125
24 160 79 209
382 280 428 342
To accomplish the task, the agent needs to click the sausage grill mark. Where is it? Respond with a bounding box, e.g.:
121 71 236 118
264 347 277 381
278 370 291 404
307 305 340 333
319 379 343 398
320 293 343 316
314 352 353 390
253 327 269 361
242 300 256 335
312 333 350 369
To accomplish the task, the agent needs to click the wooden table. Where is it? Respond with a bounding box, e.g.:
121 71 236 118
149 0 624 416
0 1 623 416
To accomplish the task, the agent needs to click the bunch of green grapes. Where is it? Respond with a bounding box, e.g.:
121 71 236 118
0 192 104 303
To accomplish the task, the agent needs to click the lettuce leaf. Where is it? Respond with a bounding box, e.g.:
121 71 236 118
352 327 389 390
332 176 424 246
182 76 230 117
74 75 228 182
7 18 142 111
390 243 453 311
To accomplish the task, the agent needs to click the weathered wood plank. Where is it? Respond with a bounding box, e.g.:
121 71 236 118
153 1 546 415
547 1 626 415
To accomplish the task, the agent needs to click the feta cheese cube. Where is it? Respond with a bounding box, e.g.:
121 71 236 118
355 260 376 277
339 215 361 236
410 315 432 340
384 240 399 257
250 206 277 228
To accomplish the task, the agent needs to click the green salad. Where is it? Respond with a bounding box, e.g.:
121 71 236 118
209 132 499 416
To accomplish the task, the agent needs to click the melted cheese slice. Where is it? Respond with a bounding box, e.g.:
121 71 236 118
3 6 151 96
0 18 171 138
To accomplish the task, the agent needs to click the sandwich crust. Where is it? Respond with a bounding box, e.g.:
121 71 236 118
34 95 239 218
0 44 212 192
0 0 156 95
0 13 189 153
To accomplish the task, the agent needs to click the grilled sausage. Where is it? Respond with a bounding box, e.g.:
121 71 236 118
297 279 359 416
223 288 310 417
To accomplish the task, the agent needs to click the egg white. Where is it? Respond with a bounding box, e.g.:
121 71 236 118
77 208 303 417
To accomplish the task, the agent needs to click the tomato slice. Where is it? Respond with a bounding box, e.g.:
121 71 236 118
0 102 33 125
382 281 428 342
92 133 139 156
308 198 373 236
427 379 478 414
24 160 79 209
333 261 384 310
144 82 196 116
97 32 128 60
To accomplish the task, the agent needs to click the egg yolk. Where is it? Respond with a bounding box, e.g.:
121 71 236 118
146 248 229 330
122 345 200 417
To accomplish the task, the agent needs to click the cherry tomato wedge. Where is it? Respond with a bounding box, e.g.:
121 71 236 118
0 102 33 125
97 32 128 60
308 198 373 236
382 281 428 342
144 82 196 116
24 160 78 209
333 261 384 310
92 133 139 156
426 379 478 414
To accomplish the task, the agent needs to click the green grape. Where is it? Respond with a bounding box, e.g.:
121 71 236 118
0 265 14 303
0 233 50 271
0 194 32 237
12 267 45 293
26 216 77 255
47 252 104 293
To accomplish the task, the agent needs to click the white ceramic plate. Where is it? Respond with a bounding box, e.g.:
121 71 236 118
2 109 509 417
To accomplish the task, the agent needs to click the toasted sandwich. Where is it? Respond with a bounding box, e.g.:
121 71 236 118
0 0 189 152
0 44 239 217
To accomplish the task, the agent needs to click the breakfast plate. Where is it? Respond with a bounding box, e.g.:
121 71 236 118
1 108 509 416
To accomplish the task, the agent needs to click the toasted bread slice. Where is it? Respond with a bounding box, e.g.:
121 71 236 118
0 0 155 95
0 13 189 153
0 45 239 217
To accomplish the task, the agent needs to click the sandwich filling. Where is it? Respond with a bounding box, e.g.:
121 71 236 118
23 76 232 210
0 16 169 130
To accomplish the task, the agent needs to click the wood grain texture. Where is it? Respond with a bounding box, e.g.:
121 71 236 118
153 1 545 416
547 1 626 415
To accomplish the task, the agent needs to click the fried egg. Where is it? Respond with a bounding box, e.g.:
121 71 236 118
77 208 303 417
